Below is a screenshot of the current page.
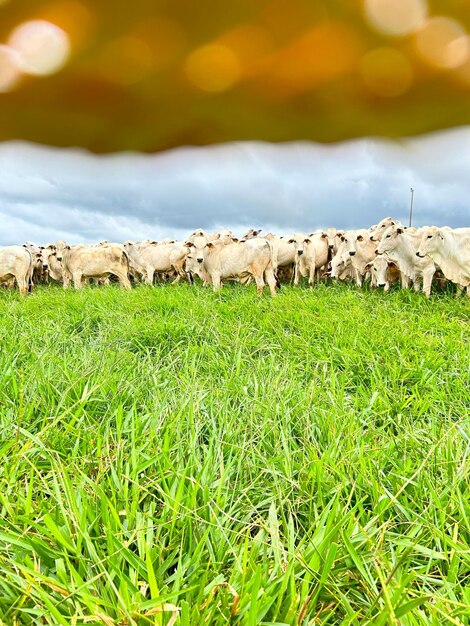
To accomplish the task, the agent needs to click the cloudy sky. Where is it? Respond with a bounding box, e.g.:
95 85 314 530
0 126 468 245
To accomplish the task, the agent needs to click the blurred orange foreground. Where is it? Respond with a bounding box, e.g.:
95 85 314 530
0 0 469 152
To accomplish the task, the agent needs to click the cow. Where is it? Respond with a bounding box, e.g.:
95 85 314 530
364 256 401 291
0 246 35 295
292 231 329 287
184 237 277 295
263 233 296 280
330 240 355 282
322 227 344 257
242 228 262 240
39 245 64 284
377 225 436 297
337 229 377 286
368 217 396 242
124 241 188 285
56 242 131 289
417 226 470 295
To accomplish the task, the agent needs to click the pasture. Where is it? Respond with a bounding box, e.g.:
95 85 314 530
0 283 469 625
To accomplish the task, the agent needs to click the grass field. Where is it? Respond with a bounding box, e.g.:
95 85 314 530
0 283 469 625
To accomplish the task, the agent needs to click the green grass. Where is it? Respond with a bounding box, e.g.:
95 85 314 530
0 282 469 625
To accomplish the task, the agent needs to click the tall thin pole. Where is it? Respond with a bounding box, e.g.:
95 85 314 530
409 187 414 227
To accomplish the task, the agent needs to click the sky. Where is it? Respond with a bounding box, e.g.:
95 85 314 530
0 126 468 245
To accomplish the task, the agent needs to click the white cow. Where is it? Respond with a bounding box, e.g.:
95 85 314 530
56 242 131 289
264 234 296 279
417 226 470 294
365 256 401 291
338 230 377 286
293 231 329 286
0 246 35 295
124 241 188 285
185 238 277 295
377 225 436 297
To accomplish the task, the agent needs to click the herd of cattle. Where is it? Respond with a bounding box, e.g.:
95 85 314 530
0 217 469 297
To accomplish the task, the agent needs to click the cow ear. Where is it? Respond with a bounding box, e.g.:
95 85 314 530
287 239 295 244
364 262 372 270
254 229 261 235
304 238 311 244
185 241 194 247
231 237 239 242
321 232 327 238
357 235 364 241
206 242 215 248
66 245 71 250
387 261 395 268
396 227 404 234
437 230 444 240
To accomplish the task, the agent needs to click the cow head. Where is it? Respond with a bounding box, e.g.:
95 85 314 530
417 226 443 258
376 225 403 255
287 233 307 256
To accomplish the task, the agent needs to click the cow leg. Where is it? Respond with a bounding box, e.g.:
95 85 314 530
401 274 410 290
72 272 83 289
212 273 222 292
354 269 362 287
294 259 305 286
253 273 265 295
114 272 131 289
308 264 316 287
422 270 434 298
264 267 277 297
143 267 153 285
15 275 28 296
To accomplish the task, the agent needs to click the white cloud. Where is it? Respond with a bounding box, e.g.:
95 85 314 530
0 127 469 245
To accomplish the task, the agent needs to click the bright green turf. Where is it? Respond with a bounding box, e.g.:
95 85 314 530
0 283 469 625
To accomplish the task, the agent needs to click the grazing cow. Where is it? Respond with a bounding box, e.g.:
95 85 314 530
0 246 35 295
417 226 470 294
185 238 277 295
56 242 131 289
365 256 401 291
377 225 436 297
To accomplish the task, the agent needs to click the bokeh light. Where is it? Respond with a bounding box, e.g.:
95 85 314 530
260 22 361 97
217 24 274 75
415 17 469 69
8 20 70 76
0 44 21 92
185 44 241 92
365 0 427 36
361 47 413 97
